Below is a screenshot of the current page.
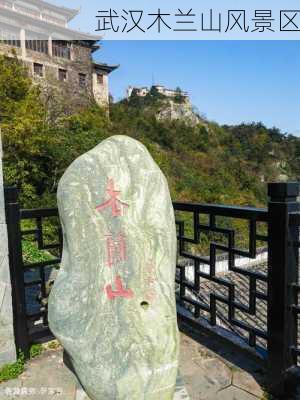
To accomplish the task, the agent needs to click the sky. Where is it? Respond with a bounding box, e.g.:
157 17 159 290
97 41 300 135
50 0 300 135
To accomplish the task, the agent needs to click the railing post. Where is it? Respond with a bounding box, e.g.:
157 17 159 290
267 182 299 396
4 187 30 358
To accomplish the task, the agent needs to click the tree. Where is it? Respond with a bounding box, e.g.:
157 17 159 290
128 88 143 107
2 53 300 214
0 55 58 205
0 53 31 121
174 86 184 104
149 85 165 100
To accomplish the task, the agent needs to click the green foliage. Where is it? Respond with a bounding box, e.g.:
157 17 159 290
1 55 300 215
126 86 166 110
47 340 60 350
0 55 58 206
22 240 53 264
149 85 166 100
0 344 44 383
174 87 185 104
29 344 43 359
0 352 25 383
0 53 31 121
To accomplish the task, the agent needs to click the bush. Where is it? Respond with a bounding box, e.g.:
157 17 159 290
0 352 25 383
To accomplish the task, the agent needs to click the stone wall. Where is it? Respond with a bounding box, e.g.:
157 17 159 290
0 133 16 367
180 247 268 281
0 42 104 109
92 71 109 107
0 42 22 58
24 44 94 108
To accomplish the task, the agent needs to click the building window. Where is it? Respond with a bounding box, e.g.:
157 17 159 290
52 40 71 60
26 40 48 55
33 63 43 77
58 68 67 82
97 74 104 85
79 73 86 88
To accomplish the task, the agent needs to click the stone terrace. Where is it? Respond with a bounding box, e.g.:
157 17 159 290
0 329 272 400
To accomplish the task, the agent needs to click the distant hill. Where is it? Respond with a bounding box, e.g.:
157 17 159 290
126 85 202 126
111 93 300 206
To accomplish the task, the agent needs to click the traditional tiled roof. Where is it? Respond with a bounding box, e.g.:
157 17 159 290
199 264 268 350
20 0 79 21
93 62 119 74
0 0 100 40
178 262 300 365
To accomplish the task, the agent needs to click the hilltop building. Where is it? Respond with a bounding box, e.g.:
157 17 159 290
127 85 190 102
127 84 201 126
0 0 118 107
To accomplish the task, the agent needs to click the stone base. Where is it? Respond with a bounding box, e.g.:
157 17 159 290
75 373 190 400
0 346 17 367
174 374 190 399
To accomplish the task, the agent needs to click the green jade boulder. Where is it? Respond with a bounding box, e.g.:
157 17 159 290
48 135 179 400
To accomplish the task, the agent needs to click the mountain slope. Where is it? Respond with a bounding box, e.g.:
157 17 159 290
1 55 300 209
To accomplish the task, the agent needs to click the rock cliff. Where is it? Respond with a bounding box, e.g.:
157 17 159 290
156 99 202 127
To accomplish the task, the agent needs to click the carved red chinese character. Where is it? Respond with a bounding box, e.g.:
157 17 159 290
96 178 129 217
105 233 127 268
105 275 133 300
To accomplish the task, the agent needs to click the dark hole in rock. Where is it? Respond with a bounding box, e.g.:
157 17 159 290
140 301 150 310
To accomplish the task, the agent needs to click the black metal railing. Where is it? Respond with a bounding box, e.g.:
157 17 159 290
3 182 300 397
173 202 269 353
4 187 62 357
288 210 300 370
267 183 300 395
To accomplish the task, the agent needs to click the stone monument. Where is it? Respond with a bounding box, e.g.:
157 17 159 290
48 135 181 400
0 131 17 366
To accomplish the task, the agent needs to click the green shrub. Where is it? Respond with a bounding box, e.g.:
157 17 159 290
0 352 25 383
29 344 43 359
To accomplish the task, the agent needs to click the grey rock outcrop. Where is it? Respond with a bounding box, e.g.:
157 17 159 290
156 100 201 127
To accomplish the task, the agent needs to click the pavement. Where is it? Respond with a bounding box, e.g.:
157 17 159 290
0 325 270 400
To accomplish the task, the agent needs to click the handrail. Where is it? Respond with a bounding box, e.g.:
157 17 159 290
173 201 268 222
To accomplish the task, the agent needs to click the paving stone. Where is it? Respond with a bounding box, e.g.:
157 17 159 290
215 385 260 400
178 332 266 400
180 334 213 362
233 370 264 398
75 373 191 399
0 333 268 400
0 349 76 400
179 336 203 367
0 378 23 400
195 358 232 390
185 375 214 400
180 358 220 400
